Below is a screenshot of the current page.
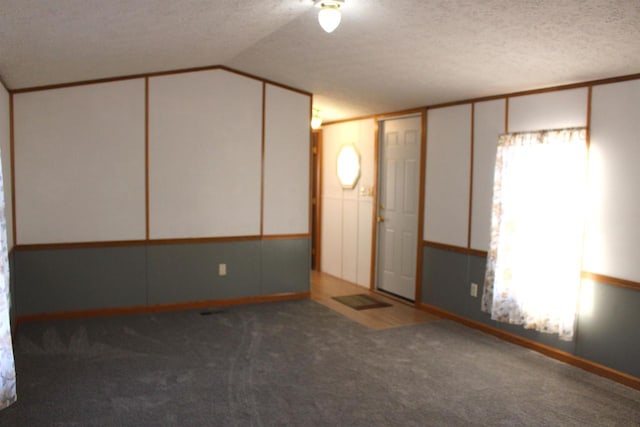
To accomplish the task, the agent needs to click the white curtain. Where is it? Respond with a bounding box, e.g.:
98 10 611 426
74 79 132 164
0 147 16 409
481 128 587 341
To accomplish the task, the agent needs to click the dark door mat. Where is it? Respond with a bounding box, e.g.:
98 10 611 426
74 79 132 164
332 294 392 311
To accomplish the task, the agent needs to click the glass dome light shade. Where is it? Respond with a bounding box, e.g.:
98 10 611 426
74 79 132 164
318 6 341 33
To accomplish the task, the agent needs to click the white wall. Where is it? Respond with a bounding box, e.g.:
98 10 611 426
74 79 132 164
12 68 311 245
470 99 505 251
321 118 375 287
149 69 262 239
424 104 472 247
0 85 12 251
14 79 146 244
584 80 640 282
425 84 640 285
263 84 310 235
509 88 588 133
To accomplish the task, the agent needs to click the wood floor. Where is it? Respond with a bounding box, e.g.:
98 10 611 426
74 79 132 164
310 271 439 330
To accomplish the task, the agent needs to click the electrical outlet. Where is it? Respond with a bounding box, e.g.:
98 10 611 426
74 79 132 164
218 263 227 276
470 282 478 297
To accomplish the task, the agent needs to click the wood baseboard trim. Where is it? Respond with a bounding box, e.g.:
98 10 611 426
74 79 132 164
16 292 310 323
417 302 640 391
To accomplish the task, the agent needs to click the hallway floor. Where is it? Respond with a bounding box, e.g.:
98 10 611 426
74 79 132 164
310 271 439 330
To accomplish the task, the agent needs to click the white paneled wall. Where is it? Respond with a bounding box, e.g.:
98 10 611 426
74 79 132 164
470 99 505 251
263 84 310 235
424 104 472 247
14 79 146 244
427 89 589 251
0 85 12 251
321 118 375 287
509 88 588 132
584 80 640 282
149 70 262 239
423 83 640 285
12 68 311 245
321 198 343 276
342 199 359 283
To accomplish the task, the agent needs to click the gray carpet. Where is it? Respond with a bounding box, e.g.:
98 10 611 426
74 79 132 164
0 299 638 426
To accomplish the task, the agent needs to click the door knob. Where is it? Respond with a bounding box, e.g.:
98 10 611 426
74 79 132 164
377 216 385 223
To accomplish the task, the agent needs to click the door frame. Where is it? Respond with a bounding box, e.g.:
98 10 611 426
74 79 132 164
370 109 427 304
311 129 323 271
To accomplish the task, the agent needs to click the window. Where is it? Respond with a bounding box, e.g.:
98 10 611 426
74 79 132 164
481 128 588 341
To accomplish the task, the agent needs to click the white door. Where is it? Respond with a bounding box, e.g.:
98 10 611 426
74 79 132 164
376 116 421 300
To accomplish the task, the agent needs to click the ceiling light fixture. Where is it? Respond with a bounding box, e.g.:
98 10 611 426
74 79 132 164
314 0 344 33
311 109 323 129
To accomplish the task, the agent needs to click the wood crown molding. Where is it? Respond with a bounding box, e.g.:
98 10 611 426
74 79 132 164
9 64 312 97
327 72 640 124
323 114 377 127
322 107 427 127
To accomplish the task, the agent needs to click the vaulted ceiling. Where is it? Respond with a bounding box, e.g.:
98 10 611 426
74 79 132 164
1 0 639 121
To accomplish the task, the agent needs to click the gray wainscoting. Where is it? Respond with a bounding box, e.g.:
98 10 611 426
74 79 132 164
13 238 310 317
14 245 147 315
422 246 640 378
9 252 15 328
261 238 310 295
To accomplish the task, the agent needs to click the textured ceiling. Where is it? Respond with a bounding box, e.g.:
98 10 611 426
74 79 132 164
1 0 639 121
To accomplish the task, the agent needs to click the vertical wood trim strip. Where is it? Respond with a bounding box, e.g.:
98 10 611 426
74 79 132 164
315 129 324 272
414 109 428 303
369 120 380 291
467 104 475 249
144 78 150 240
9 93 17 246
308 96 314 237
586 86 593 149
143 78 150 305
505 97 510 134
260 83 266 236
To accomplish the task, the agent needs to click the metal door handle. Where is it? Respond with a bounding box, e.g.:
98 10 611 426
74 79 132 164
377 216 385 223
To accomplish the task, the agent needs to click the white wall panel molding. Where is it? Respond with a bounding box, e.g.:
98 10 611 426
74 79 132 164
14 79 146 244
356 199 373 287
149 69 262 239
263 84 311 235
584 80 640 282
470 99 505 251
509 88 588 133
320 196 342 278
424 104 472 247
342 199 358 283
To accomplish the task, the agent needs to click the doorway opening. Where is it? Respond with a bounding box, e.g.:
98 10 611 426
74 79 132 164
311 129 322 271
